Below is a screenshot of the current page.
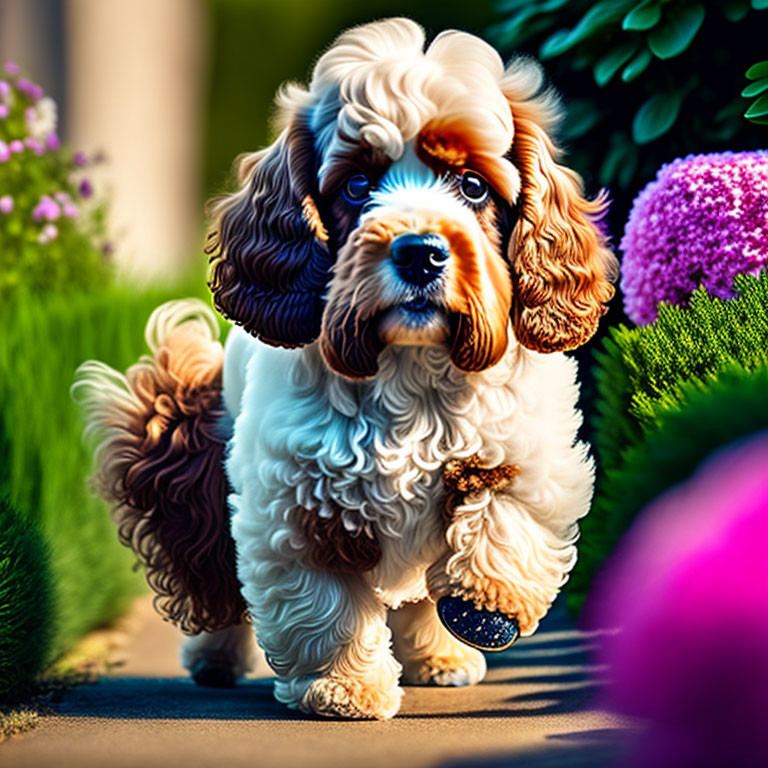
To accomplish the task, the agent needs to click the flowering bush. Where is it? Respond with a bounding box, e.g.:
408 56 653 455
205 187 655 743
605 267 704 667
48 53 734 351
620 151 768 325
0 62 110 297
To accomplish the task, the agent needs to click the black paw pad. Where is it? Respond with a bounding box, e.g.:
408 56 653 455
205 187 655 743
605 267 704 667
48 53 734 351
190 658 237 688
437 595 519 651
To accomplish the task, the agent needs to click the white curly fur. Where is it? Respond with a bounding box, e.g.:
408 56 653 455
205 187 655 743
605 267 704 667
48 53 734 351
221 323 593 718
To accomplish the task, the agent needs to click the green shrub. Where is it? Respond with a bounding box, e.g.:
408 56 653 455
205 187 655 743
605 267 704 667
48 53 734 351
489 1 767 199
0 497 53 699
592 272 768 474
569 364 768 614
0 284 204 658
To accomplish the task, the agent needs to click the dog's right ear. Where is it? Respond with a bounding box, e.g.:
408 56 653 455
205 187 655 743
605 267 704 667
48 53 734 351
207 117 333 347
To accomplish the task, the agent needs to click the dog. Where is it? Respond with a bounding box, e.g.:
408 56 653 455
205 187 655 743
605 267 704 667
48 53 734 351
73 17 616 719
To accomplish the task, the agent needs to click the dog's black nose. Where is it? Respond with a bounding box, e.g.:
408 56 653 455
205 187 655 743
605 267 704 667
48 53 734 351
390 233 450 287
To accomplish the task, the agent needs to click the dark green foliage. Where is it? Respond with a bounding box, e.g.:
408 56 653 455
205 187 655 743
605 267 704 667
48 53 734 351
569 364 768 614
744 61 768 124
592 273 768 474
0 497 53 699
489 0 767 209
569 272 768 612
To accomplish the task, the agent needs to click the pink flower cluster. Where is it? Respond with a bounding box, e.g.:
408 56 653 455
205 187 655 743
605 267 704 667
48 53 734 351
588 434 768 767
620 152 768 325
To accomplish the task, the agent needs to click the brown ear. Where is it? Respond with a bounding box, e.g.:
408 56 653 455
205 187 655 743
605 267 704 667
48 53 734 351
207 116 332 347
505 84 617 353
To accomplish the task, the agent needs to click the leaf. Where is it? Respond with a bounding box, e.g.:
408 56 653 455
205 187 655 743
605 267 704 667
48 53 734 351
742 77 768 98
563 99 602 140
541 1 633 58
746 61 768 79
622 48 653 81
745 94 768 119
623 1 662 31
540 29 574 59
632 91 682 143
752 0 768 9
648 3 706 59
722 0 750 21
594 40 640 86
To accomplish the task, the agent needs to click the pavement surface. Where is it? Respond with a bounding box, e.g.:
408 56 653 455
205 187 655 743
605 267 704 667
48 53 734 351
1 597 634 768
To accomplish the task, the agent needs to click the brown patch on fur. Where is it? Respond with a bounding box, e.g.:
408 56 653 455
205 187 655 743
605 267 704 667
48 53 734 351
302 195 329 242
442 220 512 372
506 99 617 353
418 130 469 168
295 503 381 574
86 322 246 635
442 455 520 522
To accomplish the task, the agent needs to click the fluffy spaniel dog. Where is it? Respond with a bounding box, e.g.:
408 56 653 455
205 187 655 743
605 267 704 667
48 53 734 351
74 18 616 720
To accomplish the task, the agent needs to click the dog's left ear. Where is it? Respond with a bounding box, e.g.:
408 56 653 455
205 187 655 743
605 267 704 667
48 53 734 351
207 115 332 347
503 71 617 353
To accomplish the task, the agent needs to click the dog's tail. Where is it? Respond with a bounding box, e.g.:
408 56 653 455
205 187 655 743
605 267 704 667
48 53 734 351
72 299 246 634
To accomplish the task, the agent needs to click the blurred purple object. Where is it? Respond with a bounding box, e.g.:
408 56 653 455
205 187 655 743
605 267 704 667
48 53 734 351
0 104 8 119
73 151 88 167
5 62 19 76
0 141 9 163
0 194 13 214
620 151 768 325
587 434 768 768
9 139 23 154
0 80 10 98
78 178 93 198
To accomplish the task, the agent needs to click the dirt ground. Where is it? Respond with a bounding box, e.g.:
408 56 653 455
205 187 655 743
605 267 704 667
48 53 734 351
1 597 634 768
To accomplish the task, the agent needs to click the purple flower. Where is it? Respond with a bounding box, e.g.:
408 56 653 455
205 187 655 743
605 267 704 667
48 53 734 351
28 83 43 101
0 104 8 119
0 80 10 98
620 151 768 325
0 194 13 214
62 201 79 219
38 223 59 244
0 141 9 163
32 195 60 222
9 139 23 154
5 62 19 76
78 178 94 198
73 151 88 167
24 137 45 155
45 132 60 151
587 434 768 768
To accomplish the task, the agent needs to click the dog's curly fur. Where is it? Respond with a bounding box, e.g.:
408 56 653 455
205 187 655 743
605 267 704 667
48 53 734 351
74 18 617 720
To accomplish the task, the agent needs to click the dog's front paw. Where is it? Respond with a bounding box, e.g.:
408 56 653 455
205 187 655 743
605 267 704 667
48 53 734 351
300 675 402 720
401 646 486 687
437 595 519 651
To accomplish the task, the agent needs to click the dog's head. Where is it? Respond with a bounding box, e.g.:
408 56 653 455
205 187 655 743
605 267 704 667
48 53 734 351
207 18 617 378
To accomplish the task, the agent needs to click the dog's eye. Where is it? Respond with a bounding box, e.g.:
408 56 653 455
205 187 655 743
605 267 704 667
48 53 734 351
460 171 489 205
343 174 371 203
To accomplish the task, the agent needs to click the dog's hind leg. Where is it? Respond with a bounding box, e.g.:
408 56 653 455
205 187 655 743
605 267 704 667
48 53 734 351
180 620 258 688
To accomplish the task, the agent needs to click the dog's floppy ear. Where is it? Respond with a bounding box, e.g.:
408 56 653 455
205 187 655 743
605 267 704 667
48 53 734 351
207 116 332 347
503 65 617 353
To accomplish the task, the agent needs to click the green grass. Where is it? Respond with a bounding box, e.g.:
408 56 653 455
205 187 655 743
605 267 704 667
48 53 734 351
0 278 210 674
0 496 52 698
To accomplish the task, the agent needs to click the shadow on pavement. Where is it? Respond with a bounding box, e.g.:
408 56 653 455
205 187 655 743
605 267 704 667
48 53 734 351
436 727 633 768
48 677 307 721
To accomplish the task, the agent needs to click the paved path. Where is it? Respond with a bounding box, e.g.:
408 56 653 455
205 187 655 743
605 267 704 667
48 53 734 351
2 597 632 768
